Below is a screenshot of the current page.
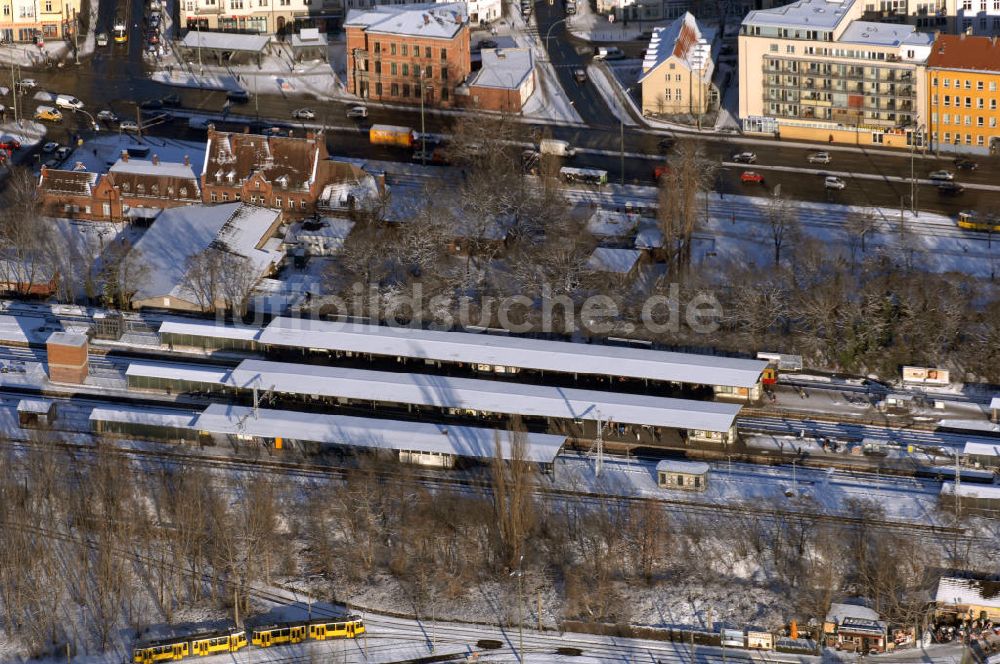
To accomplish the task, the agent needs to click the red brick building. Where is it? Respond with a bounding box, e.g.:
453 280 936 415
38 153 202 222
461 47 536 113
201 127 330 215
345 3 471 109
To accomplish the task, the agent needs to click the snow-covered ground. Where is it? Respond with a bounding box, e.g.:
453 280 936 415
587 61 637 126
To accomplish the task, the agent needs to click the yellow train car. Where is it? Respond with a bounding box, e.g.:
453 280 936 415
308 616 366 640
190 629 247 656
251 623 308 647
133 639 190 664
957 211 1000 233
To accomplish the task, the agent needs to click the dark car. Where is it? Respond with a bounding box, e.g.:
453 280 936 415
658 137 675 152
161 93 181 107
954 158 978 171
226 89 250 104
140 98 163 110
937 181 965 196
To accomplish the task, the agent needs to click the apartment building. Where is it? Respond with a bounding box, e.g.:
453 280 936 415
739 0 934 147
342 0 500 24
859 0 1000 36
0 0 79 42
345 3 471 108
639 12 719 116
181 0 341 34
926 33 1000 153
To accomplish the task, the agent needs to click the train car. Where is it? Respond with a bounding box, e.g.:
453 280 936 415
957 210 1000 233
560 166 607 185
251 617 364 647
113 18 128 43
916 464 996 484
133 628 246 663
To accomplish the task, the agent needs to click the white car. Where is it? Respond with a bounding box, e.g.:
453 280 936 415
55 94 84 110
97 110 118 122
928 170 954 181
17 78 37 90
824 176 846 190
96 32 108 46
732 151 757 163
292 108 315 120
119 120 140 132
346 105 368 119
41 141 59 153
807 151 831 164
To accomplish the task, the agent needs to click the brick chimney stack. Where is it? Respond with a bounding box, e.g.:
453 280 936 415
120 150 129 162
183 154 190 166
152 154 159 165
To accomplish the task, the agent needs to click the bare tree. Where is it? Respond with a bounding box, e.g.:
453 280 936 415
217 252 259 317
765 192 798 266
845 207 879 263
0 167 57 296
657 141 717 275
489 419 537 570
182 248 221 312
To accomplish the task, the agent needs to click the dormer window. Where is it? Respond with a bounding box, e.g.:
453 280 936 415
151 184 159 195
137 184 145 194
180 187 188 197
277 175 289 189
122 182 130 192
215 169 224 183
255 179 260 189
167 186 174 196
226 171 235 183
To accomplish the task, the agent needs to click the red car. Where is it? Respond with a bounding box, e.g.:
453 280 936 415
740 170 764 184
0 139 20 151
654 164 671 180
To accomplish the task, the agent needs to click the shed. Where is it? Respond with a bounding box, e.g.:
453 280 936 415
655 459 709 491
963 441 1000 468
586 208 640 239
586 247 643 281
290 29 328 62
179 31 271 67
17 399 56 428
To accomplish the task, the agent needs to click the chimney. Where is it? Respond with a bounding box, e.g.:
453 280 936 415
424 13 430 23
152 154 160 166
244 125 251 133
120 150 129 162
183 154 190 166
40 165 47 177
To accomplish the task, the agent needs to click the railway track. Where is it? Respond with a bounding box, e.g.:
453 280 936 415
0 421 981 542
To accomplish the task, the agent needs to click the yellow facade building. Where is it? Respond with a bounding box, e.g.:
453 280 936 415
639 12 719 118
0 0 80 43
926 33 1000 154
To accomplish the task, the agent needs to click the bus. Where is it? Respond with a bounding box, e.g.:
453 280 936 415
957 210 1000 233
113 18 127 43
559 166 608 185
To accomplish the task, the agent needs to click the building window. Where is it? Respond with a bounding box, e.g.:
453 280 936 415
390 43 396 55
137 184 145 194
374 41 380 53
978 116 984 126
944 95 950 106
424 46 431 58
275 197 282 207
665 89 672 101
676 88 682 101
376 82 382 95
785 45 794 53
943 113 950 124
977 81 984 91
374 61 381 74
966 134 972 144
440 48 447 59
944 132 950 142
441 88 448 101
932 94 938 105
43 0 51 11
402 83 410 97
210 191 217 202
965 80 971 89
391 82 399 96
991 82 998 92
391 62 397 75
769 44 778 52
978 135 985 145
288 199 294 209
966 114 972 125
965 97 972 107
424 65 432 77
402 63 408 76
992 100 998 111
300 200 307 209
932 77 938 86
943 78 950 87
180 187 187 197
222 192 229 201
441 67 448 81
401 44 407 56
992 117 998 127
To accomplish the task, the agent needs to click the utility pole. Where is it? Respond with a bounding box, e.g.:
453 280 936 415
9 56 17 125
197 22 203 75
74 9 79 65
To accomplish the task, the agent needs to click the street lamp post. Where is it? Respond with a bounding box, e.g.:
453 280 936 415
510 555 524 663
544 18 566 53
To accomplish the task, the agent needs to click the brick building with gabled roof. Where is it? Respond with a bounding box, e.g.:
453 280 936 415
38 153 202 222
201 126 330 215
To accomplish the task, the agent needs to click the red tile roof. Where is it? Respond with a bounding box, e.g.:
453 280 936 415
928 34 1000 72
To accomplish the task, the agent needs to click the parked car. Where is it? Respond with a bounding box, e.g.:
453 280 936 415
740 171 764 183
573 68 587 83
953 158 978 171
732 151 757 163
412 148 449 165
140 98 163 110
226 89 250 104
119 120 140 132
55 94 84 110
161 93 181 107
0 138 21 150
54 146 72 161
346 105 368 118
807 151 831 164
937 181 965 195
16 78 37 91
96 32 109 46
928 170 954 181
148 33 160 45
292 108 315 120
41 141 59 153
594 46 624 60
653 164 670 180
97 110 118 122
824 176 846 190
33 106 62 122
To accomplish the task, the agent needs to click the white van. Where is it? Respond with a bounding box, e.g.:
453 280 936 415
55 94 84 110
594 46 625 60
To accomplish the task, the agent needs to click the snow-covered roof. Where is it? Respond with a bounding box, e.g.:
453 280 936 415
470 48 534 90
742 0 854 31
193 403 566 464
290 217 355 241
838 20 924 47
940 419 1000 433
110 158 197 181
129 203 282 306
825 602 881 625
290 30 328 48
125 362 231 386
17 399 52 414
126 207 162 221
935 576 1000 609
226 359 742 431
586 247 642 274
991 397 1000 411
940 481 1000 501
635 225 664 250
640 13 716 85
655 459 710 474
253 317 767 388
159 320 262 342
0 315 34 345
963 441 999 458
46 331 87 347
89 407 201 429
181 31 270 52
587 208 639 238
345 3 467 39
